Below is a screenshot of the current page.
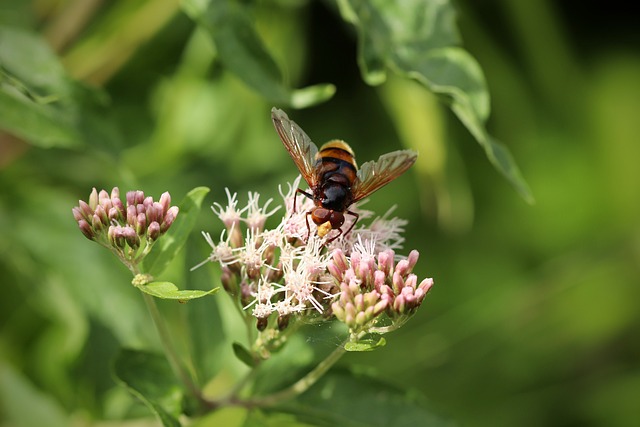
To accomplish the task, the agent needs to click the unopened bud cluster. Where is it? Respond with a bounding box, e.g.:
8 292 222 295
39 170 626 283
72 187 179 265
328 247 433 334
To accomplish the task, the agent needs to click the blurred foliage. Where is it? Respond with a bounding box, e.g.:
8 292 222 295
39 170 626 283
1 0 639 426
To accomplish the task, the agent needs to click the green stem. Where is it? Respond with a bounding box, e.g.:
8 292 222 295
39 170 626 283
142 291 203 403
242 338 349 407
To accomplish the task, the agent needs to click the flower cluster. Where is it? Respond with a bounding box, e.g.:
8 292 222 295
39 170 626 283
72 187 179 268
199 177 434 343
328 244 433 335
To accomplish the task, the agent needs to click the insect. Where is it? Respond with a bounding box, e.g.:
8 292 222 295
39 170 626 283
271 107 418 242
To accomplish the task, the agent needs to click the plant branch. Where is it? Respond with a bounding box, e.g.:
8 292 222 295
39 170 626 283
142 291 204 404
240 337 349 407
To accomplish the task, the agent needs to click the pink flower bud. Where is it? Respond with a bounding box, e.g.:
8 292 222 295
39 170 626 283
395 259 410 277
148 221 160 241
364 290 379 307
357 261 372 283
404 274 417 290
332 302 345 321
126 205 137 226
98 189 109 202
159 192 171 215
363 306 374 320
355 311 367 326
78 219 94 240
331 249 349 273
377 249 394 275
419 278 434 293
135 191 145 205
99 195 112 213
78 200 93 218
393 294 406 314
112 197 124 217
148 202 163 223
126 191 136 207
161 206 179 233
392 271 404 293
350 252 361 275
110 187 120 200
373 270 386 291
136 212 147 236
407 250 419 271
95 205 109 225
345 302 356 323
327 261 343 282
72 207 84 222
354 294 364 311
89 188 98 209
123 227 140 249
108 207 120 221
373 299 388 316
143 196 153 209
109 225 125 249
92 213 104 231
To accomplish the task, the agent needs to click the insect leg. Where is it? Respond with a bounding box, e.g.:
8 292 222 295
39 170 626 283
294 188 313 214
325 227 343 244
342 210 360 238
304 210 313 243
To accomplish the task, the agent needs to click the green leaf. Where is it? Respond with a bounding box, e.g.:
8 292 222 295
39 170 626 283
0 26 82 148
232 342 257 367
112 349 183 427
336 0 534 203
274 370 450 427
182 0 334 108
344 335 386 352
191 406 248 427
137 281 219 301
143 186 210 277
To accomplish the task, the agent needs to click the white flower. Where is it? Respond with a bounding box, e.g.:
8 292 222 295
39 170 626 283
198 178 415 322
191 227 240 270
243 192 280 231
211 188 247 228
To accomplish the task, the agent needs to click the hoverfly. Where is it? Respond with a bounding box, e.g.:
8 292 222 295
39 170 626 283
271 107 418 242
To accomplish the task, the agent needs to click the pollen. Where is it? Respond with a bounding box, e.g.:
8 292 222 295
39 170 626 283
317 221 332 237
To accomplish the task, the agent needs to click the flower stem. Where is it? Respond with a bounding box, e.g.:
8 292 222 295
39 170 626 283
142 292 203 403
242 338 348 407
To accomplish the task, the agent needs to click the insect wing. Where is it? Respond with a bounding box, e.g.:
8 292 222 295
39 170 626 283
352 149 418 202
271 108 319 188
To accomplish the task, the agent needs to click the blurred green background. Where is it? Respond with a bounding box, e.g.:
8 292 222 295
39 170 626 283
1 0 639 426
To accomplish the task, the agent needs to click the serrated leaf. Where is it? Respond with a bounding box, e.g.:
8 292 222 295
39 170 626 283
182 0 334 108
273 370 450 427
232 342 257 367
344 335 386 352
112 349 183 427
337 0 534 203
138 281 219 301
143 186 210 277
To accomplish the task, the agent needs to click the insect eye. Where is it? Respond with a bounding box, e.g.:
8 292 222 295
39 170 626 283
330 212 345 228
313 208 330 222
